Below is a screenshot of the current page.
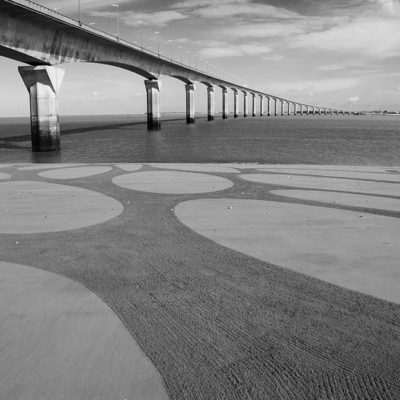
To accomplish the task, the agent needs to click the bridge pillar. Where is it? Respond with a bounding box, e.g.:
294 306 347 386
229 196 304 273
233 89 239 118
286 102 290 116
145 79 161 130
300 105 303 116
207 86 215 121
274 98 278 116
259 95 264 116
266 97 271 116
185 83 195 124
280 100 284 116
222 87 228 119
293 103 297 115
18 66 65 151
243 92 248 117
251 93 256 117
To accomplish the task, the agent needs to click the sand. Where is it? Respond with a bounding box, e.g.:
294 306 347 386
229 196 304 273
0 261 168 400
39 166 112 179
175 199 400 303
240 173 400 196
0 163 399 400
112 170 234 194
0 180 123 233
257 168 400 182
272 189 400 212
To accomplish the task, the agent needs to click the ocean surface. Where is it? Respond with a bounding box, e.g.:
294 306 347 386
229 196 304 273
0 114 399 165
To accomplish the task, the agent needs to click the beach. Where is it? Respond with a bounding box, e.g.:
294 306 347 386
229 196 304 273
0 162 399 399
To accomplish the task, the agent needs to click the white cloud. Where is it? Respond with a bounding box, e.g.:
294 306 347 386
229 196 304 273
291 17 400 58
89 10 187 26
349 96 360 102
41 0 133 12
316 64 347 71
172 0 300 19
267 78 359 95
199 43 272 58
262 54 285 61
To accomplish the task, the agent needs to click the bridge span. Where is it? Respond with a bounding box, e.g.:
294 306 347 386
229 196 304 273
0 0 350 151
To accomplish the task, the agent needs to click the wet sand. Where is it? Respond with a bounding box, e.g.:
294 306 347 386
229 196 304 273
0 163 399 400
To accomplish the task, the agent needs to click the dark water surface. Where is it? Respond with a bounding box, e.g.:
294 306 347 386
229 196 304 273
0 114 399 165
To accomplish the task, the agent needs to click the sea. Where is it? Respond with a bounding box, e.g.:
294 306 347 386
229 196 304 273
0 113 399 165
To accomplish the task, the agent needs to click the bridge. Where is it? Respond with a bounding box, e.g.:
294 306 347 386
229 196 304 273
0 0 351 151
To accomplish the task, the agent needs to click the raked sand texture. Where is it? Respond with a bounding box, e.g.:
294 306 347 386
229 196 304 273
0 163 399 400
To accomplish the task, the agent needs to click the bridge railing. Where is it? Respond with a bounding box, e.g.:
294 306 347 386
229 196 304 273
9 0 228 79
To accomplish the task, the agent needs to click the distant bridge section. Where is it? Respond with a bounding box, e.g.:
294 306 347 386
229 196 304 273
0 0 350 151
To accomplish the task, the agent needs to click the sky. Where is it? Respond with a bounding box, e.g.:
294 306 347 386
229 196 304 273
1 0 400 116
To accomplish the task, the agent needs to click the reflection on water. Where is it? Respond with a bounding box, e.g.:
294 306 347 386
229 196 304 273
0 114 399 165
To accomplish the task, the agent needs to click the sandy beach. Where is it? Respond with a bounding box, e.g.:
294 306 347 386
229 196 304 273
0 162 399 400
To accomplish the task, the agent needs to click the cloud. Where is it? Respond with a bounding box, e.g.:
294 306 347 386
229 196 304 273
41 0 133 12
89 10 187 26
172 0 300 19
199 43 272 58
349 96 360 102
262 54 285 61
291 17 400 58
316 64 347 71
266 78 359 95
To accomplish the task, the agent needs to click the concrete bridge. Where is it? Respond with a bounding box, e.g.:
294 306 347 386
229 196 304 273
0 0 350 151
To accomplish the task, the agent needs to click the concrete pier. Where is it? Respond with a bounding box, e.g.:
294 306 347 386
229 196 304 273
19 66 65 151
300 105 303 116
222 87 228 119
185 83 195 124
251 93 256 117
293 103 297 116
274 98 278 116
207 86 215 121
145 79 161 130
287 102 290 116
243 91 248 117
266 97 271 116
233 89 239 118
259 95 264 116
281 100 284 116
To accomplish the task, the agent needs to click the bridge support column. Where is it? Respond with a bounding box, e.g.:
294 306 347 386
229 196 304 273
185 83 195 124
207 86 215 121
222 87 228 119
274 98 278 116
145 79 161 130
287 102 290 116
300 105 303 116
18 66 65 152
293 103 297 116
243 92 248 117
233 90 239 118
280 100 284 116
259 95 264 116
251 93 256 117
266 97 271 116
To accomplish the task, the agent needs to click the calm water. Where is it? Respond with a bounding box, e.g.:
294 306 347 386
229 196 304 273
0 114 399 165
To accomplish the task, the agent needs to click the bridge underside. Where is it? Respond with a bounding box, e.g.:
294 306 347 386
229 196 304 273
0 0 345 151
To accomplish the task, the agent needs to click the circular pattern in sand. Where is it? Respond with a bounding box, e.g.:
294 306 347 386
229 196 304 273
39 166 112 180
257 168 400 182
0 172 11 180
240 174 400 197
175 199 400 303
112 171 233 194
0 261 168 400
150 163 240 174
272 190 400 212
0 181 123 234
18 163 85 171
